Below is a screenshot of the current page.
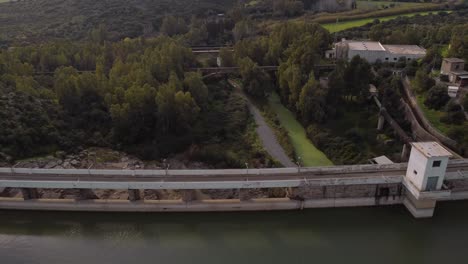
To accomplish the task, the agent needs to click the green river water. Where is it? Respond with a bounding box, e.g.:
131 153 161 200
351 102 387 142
1 202 468 264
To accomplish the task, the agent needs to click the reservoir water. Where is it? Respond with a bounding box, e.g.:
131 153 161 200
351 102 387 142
1 202 468 264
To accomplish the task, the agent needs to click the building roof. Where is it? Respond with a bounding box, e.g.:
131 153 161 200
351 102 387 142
348 41 385 51
411 142 452 158
383 45 426 55
443 58 465 63
450 70 468 76
372 156 393 165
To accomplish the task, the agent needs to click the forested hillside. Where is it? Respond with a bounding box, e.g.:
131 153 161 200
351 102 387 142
0 37 273 167
0 0 236 45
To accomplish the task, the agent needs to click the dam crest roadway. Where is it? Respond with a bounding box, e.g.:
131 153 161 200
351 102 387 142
0 142 468 218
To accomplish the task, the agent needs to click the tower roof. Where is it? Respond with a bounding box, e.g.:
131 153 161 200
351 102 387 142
411 142 452 158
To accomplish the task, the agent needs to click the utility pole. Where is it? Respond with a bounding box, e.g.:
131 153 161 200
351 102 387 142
163 159 170 176
296 156 302 173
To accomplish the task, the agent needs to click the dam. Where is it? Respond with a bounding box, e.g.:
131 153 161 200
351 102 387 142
0 142 467 218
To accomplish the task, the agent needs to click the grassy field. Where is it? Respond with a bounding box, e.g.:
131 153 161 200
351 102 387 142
356 1 427 10
268 93 333 167
323 11 436 33
416 95 450 135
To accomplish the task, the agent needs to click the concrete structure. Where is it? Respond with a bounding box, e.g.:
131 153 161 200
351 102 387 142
369 84 378 96
448 85 459 98
449 71 468 86
441 58 465 75
331 40 426 63
403 142 452 217
441 58 468 87
370 156 393 165
406 142 452 191
0 145 467 218
325 49 336 59
382 45 427 62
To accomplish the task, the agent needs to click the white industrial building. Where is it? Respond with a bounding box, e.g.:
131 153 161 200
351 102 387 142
328 40 426 63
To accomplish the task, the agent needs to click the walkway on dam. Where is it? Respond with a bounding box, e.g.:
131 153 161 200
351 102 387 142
228 80 295 167
0 159 467 190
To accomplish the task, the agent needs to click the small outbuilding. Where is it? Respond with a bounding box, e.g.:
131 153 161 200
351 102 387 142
440 58 468 87
448 86 459 98
370 156 393 165
441 58 465 75
448 70 468 85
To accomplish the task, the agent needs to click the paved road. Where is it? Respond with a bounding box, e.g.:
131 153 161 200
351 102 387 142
228 80 296 167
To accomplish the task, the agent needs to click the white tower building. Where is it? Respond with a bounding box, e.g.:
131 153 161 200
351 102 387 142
403 142 452 218
406 142 452 191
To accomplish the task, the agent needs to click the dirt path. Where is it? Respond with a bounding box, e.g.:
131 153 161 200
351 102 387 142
228 80 295 167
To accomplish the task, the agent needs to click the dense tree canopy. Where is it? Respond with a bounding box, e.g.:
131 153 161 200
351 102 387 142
0 0 237 46
238 57 273 98
414 68 436 93
424 84 450 110
0 36 266 166
297 77 328 124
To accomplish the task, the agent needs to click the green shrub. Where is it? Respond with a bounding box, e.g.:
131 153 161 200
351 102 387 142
306 124 364 165
441 100 466 125
424 84 450 110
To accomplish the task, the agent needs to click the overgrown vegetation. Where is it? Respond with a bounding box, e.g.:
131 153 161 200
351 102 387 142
1 0 466 166
0 0 237 46
261 104 296 160
225 20 403 164
0 37 274 167
336 9 468 157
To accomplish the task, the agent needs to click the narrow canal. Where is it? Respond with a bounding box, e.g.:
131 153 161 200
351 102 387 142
1 202 468 264
268 93 332 167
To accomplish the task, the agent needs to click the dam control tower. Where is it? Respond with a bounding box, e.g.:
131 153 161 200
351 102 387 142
403 142 452 218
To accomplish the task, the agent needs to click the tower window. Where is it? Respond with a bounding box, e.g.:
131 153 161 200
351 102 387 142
413 170 417 175
433 160 441 167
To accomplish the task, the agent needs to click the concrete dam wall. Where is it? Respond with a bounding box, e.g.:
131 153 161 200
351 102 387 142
0 158 467 218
